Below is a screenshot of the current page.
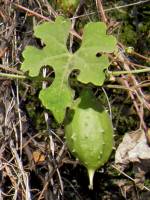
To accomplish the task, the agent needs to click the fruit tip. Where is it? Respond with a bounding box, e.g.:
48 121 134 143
88 168 95 190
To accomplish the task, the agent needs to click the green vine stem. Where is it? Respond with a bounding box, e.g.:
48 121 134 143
0 72 50 82
0 67 150 80
108 68 150 76
0 72 26 79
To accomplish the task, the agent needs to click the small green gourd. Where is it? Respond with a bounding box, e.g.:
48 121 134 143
57 0 79 12
64 89 114 189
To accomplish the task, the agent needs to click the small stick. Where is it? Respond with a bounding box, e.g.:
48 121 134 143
13 3 51 22
96 0 108 23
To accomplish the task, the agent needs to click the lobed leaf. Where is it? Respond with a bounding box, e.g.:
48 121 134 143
21 16 117 123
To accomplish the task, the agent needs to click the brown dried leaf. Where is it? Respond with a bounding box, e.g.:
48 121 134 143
32 150 45 163
115 129 150 167
115 129 150 189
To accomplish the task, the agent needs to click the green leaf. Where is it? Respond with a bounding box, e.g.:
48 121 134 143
21 16 117 123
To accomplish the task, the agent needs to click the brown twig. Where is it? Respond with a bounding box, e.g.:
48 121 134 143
132 51 150 62
13 3 52 22
95 0 108 23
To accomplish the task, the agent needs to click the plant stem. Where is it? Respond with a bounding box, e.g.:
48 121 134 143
0 72 52 82
0 72 26 79
108 68 150 76
104 84 133 91
1 67 150 80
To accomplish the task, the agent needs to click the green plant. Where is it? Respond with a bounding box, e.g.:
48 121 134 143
20 16 116 189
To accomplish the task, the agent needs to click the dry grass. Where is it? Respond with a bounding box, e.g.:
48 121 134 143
0 1 150 199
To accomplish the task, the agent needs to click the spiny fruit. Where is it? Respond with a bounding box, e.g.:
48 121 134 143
64 89 114 189
57 0 79 13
